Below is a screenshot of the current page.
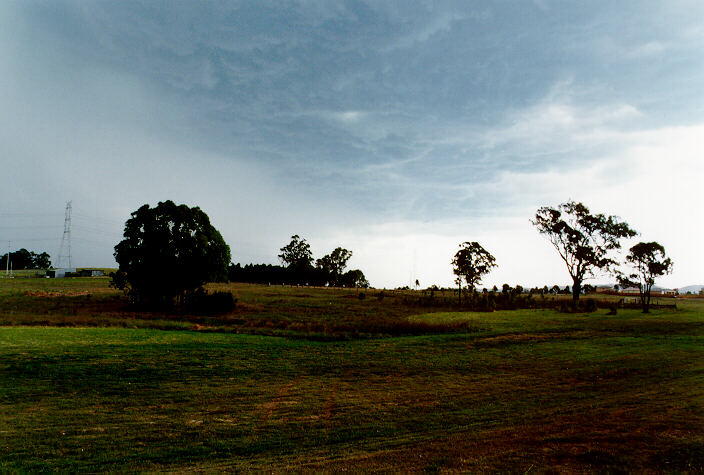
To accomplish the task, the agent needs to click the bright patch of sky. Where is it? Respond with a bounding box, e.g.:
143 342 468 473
1 1 702 288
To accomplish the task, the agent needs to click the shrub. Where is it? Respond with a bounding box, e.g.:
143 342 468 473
584 298 598 313
184 290 236 314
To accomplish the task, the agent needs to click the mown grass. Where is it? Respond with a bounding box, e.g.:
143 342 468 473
0 278 703 471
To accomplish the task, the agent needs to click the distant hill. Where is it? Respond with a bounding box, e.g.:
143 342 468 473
678 285 704 294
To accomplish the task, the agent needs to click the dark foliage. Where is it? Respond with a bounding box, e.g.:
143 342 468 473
231 240 367 288
618 241 673 313
316 247 353 286
184 289 236 314
113 200 230 306
584 298 598 313
0 249 52 270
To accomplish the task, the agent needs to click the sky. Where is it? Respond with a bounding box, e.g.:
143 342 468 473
1 0 702 289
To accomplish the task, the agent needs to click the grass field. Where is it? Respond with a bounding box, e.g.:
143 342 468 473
1 278 703 471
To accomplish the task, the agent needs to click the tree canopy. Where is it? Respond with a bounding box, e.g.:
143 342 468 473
316 247 353 286
618 241 673 313
532 201 636 304
278 235 313 269
113 200 230 306
451 242 497 293
340 269 369 288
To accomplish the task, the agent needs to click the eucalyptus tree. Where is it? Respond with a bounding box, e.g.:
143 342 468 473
618 242 673 313
532 201 636 306
451 241 497 303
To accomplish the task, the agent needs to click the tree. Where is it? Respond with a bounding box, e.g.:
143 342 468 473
532 201 636 305
451 242 497 303
278 235 313 268
0 249 52 270
618 242 673 313
316 247 353 286
113 200 230 306
340 269 369 288
33 252 51 269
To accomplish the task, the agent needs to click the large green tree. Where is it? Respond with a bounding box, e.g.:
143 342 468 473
113 200 230 306
618 241 673 313
532 201 636 305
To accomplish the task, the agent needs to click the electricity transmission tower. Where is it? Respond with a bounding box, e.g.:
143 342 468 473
57 201 72 268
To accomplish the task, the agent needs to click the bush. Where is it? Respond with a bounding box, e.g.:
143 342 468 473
184 290 236 315
584 298 598 313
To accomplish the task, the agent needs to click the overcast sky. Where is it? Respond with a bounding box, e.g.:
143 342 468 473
1 1 702 289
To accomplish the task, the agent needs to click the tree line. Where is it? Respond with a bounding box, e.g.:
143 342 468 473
452 200 673 313
110 201 369 309
0 249 51 270
109 199 673 314
228 234 369 288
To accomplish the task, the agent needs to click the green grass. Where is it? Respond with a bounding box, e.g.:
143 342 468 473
0 279 703 470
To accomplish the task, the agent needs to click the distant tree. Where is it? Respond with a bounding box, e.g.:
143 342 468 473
542 285 549 295
514 284 524 295
582 284 595 294
340 269 369 288
551 285 561 295
33 252 51 269
532 201 636 306
563 285 571 295
316 247 353 286
113 200 230 306
617 242 673 313
278 235 315 285
502 283 511 295
278 235 313 269
451 242 497 303
0 248 52 270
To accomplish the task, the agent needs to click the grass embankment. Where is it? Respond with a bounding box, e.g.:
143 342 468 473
0 278 702 471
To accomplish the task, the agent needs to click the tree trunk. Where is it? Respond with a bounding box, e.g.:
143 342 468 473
642 285 650 313
571 279 581 309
